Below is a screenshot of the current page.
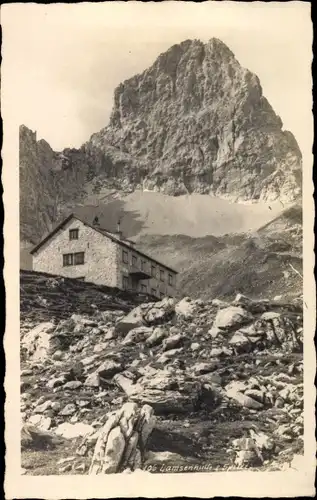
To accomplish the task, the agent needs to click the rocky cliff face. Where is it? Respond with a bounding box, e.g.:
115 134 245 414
20 38 302 245
20 125 58 244
89 38 302 202
20 126 89 243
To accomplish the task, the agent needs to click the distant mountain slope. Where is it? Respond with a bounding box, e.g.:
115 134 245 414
71 191 286 239
20 191 286 272
137 205 302 300
21 203 302 300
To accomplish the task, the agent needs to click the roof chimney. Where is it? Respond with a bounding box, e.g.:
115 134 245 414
117 218 122 240
93 216 100 227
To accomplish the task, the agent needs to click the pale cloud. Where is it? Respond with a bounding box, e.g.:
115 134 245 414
2 1 312 166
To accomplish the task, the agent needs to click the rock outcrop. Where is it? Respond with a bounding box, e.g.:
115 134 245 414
136 204 302 301
19 125 88 244
89 403 155 474
21 322 56 361
115 369 202 414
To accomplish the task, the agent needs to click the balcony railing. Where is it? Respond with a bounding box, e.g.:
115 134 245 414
129 264 151 280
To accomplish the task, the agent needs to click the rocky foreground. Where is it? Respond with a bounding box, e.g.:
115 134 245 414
20 272 303 475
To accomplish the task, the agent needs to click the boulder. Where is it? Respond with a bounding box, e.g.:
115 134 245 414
192 362 218 375
52 350 64 361
96 360 124 379
33 400 52 414
175 297 200 319
115 307 145 335
232 294 255 308
114 372 139 397
137 365 159 378
208 326 222 338
156 348 184 365
28 415 52 431
21 369 33 376
211 298 229 308
93 343 109 353
232 436 257 451
234 450 257 467
229 332 252 353
124 370 202 414
59 463 73 473
213 306 252 330
71 314 97 327
59 403 77 416
35 395 47 406
55 422 95 439
273 295 283 302
210 347 224 357
210 347 232 358
130 389 198 414
261 311 281 321
122 326 154 346
103 328 116 340
198 373 223 386
63 381 83 390
238 323 265 344
47 376 67 389
21 322 55 361
81 354 99 367
96 426 126 474
191 342 200 352
225 384 264 410
89 403 155 474
145 327 167 347
249 429 274 451
162 333 183 352
231 433 265 467
84 372 100 388
77 400 90 408
257 313 302 352
51 401 62 413
244 389 266 404
142 298 176 325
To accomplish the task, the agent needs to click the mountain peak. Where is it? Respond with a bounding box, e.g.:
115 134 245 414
206 37 235 55
20 38 302 246
100 38 301 202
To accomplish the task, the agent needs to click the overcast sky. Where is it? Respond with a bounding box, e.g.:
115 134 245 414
2 2 312 166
